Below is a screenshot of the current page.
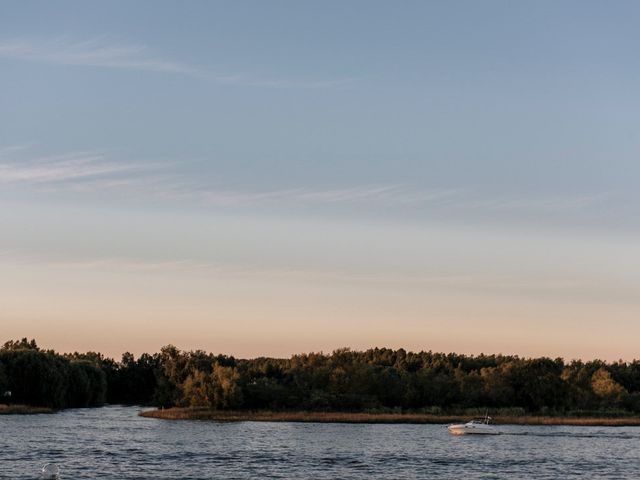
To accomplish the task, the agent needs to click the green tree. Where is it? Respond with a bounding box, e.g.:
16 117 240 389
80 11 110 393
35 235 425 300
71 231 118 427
2 338 39 351
481 366 514 406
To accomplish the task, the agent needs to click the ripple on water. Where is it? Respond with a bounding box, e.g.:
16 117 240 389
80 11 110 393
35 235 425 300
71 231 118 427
2 406 640 479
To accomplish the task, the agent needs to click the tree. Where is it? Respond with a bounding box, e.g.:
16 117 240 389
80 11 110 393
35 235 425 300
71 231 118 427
0 362 7 398
2 338 39 351
182 370 213 407
210 364 243 409
456 369 484 407
66 360 106 407
481 367 514 406
591 367 627 407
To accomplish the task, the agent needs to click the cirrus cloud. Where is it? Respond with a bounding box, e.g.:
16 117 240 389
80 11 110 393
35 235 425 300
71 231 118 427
0 36 353 88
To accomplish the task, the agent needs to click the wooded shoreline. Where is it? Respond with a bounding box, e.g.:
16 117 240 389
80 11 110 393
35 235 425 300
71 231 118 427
140 408 640 426
5 338 640 419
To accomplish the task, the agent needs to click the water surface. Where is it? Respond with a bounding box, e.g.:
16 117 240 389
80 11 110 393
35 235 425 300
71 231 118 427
2 406 638 479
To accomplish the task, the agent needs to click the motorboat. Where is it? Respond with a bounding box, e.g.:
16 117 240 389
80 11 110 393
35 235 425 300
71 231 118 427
447 415 500 435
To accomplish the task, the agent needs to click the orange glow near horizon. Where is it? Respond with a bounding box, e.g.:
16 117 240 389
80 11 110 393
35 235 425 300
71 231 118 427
2 255 638 362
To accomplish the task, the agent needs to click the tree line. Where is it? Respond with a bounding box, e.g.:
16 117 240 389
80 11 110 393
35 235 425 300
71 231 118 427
2 338 640 414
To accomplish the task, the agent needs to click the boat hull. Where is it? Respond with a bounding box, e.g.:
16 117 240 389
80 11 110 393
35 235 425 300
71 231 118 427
447 424 500 435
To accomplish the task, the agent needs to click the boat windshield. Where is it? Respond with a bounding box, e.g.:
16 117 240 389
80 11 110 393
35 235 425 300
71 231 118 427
469 417 492 424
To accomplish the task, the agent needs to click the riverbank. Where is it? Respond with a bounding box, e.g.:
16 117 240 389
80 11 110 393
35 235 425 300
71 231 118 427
140 408 640 426
0 404 54 414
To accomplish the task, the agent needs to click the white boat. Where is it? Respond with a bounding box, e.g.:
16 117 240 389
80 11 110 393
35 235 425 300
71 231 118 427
448 415 500 435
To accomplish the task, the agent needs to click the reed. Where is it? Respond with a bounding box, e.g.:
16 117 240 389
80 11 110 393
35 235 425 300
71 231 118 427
0 404 54 415
139 408 640 426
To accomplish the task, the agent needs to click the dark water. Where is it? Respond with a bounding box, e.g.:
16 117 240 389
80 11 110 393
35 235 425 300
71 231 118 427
2 406 639 479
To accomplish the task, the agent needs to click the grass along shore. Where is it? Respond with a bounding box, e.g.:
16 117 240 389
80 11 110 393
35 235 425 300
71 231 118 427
0 404 54 414
140 408 640 426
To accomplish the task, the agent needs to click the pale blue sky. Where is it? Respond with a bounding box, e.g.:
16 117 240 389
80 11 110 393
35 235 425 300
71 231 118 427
1 1 639 359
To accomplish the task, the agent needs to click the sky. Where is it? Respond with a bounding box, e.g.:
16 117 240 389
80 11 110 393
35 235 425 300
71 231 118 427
1 1 639 360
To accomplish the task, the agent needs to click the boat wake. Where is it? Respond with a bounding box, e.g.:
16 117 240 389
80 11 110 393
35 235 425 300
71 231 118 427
500 432 638 440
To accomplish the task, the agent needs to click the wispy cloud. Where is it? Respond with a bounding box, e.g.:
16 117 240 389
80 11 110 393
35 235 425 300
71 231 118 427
0 146 458 207
0 37 196 74
0 37 352 88
0 150 150 185
0 146 615 215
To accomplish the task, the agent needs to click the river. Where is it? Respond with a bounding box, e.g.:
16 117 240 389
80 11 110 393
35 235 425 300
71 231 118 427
1 405 638 479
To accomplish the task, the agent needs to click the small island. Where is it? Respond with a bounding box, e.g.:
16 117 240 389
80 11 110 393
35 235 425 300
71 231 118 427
140 408 640 426
3 338 640 425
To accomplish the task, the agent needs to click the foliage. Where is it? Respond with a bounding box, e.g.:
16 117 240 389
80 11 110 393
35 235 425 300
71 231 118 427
3 338 640 415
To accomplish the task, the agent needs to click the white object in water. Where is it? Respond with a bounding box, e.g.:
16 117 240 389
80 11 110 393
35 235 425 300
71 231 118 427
41 463 60 479
448 416 500 435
